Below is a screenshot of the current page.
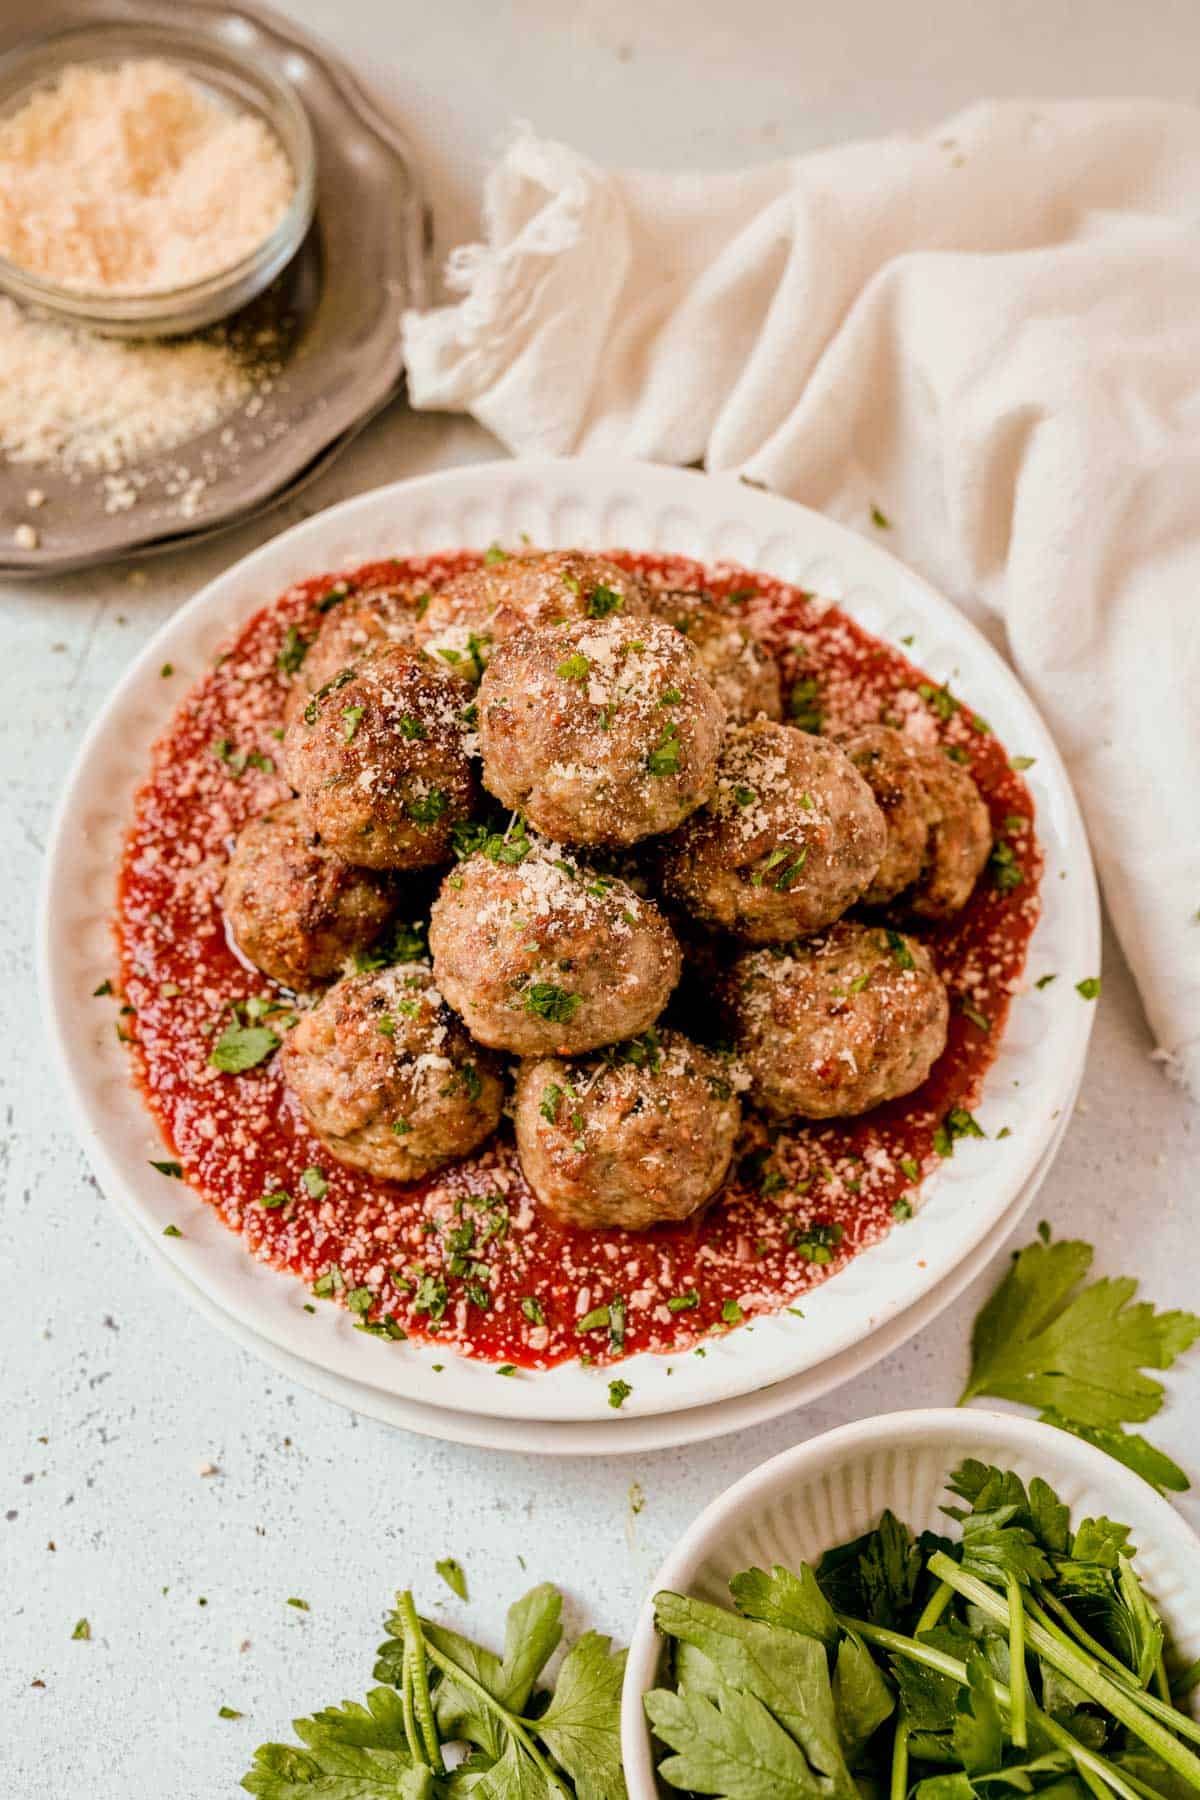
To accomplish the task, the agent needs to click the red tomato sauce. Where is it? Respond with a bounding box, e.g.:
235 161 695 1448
115 550 1042 1372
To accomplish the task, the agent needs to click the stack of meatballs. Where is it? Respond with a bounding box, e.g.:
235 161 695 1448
221 550 992 1234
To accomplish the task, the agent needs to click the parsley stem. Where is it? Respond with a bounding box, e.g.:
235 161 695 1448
399 1638 423 1768
1028 1596 1200 1754
1031 1586 1132 1679
1006 1572 1028 1748
889 1579 953 1800
397 1591 445 1776
927 1553 1200 1789
1174 1659 1200 1703
840 1612 1148 1800
419 1632 569 1797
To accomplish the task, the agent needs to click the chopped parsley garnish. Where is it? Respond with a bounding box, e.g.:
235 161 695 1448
917 679 958 720
276 626 310 675
208 1023 279 1074
160 662 174 678
899 1155 920 1181
607 1379 632 1409
989 840 1023 891
412 1274 449 1321
667 1291 699 1313
772 848 808 891
733 785 757 807
1035 973 1058 989
646 722 681 776
788 677 823 732
870 503 891 528
150 1159 183 1178
789 1221 844 1264
722 1299 745 1325
345 1287 373 1315
435 1557 468 1601
556 652 590 683
260 1190 290 1211
316 582 350 612
406 788 449 825
376 1015 396 1038
300 1167 328 1200
341 704 364 742
586 582 624 618
451 814 532 865
162 1224 183 1238
893 1196 913 1221
286 1597 310 1611
72 1618 91 1640
1010 753 1037 770
602 1029 661 1072
1075 976 1101 1000
659 686 683 705
884 929 915 970
523 982 581 1023
218 1706 243 1719
539 1083 564 1123
483 542 508 564
520 1296 546 1326
961 1001 992 1032
93 979 113 996
933 1105 986 1158
398 714 427 740
577 1306 611 1334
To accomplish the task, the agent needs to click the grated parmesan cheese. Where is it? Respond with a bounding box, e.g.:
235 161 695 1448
0 295 278 474
0 60 295 294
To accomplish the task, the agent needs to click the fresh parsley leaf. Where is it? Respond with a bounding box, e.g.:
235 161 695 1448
536 1630 627 1800
646 1681 831 1800
815 1509 919 1629
150 1159 183 1177
728 1563 838 1649
961 1236 1200 1432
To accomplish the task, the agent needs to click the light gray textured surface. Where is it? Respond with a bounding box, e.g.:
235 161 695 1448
3 3 1199 1794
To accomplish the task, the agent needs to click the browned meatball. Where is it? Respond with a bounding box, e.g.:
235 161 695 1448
657 721 886 942
220 799 394 989
418 549 650 681
512 1029 741 1229
284 644 476 871
723 922 949 1119
651 589 782 723
478 616 725 847
280 964 504 1181
282 587 423 730
428 832 681 1056
840 724 992 918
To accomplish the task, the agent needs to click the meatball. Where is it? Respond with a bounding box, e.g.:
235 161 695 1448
651 589 782 723
418 549 650 680
280 964 504 1181
282 587 422 730
478 616 725 847
723 921 949 1119
285 644 477 870
220 799 395 989
657 720 886 942
428 833 681 1056
513 1028 741 1229
839 724 992 918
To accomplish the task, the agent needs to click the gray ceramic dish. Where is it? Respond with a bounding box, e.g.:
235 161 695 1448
0 0 430 577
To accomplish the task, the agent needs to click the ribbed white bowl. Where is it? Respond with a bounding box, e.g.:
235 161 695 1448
622 1409 1200 1795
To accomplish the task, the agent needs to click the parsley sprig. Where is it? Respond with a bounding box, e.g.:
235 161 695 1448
647 1460 1200 1800
242 1581 625 1798
961 1234 1200 1492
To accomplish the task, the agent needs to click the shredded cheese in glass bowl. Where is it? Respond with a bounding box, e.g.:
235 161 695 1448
0 22 315 336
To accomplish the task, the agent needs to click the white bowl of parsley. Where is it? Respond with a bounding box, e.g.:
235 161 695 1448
622 1409 1200 1800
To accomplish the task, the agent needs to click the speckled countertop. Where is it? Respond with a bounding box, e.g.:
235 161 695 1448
3 3 1198 1793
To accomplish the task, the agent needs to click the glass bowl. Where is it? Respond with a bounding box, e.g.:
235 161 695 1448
0 21 317 337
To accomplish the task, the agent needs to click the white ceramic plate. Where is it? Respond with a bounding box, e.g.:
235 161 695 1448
621 1408 1200 1795
40 457 1099 1427
113 1077 1077 1454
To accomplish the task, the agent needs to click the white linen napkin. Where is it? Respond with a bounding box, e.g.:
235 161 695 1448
403 100 1200 1095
